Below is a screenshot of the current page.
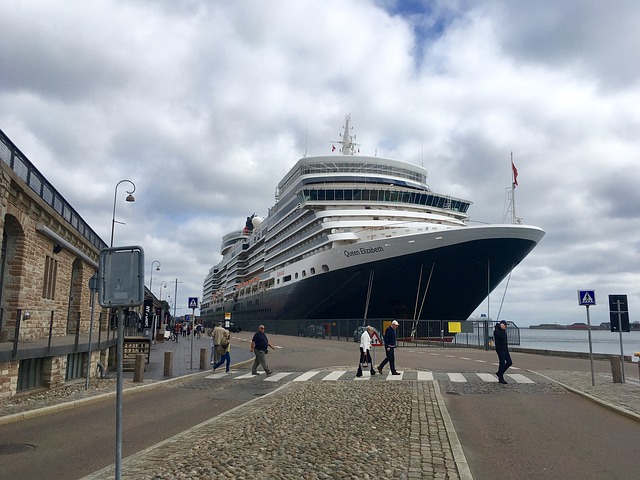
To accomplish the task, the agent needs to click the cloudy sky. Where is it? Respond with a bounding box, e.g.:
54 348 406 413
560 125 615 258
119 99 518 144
1 0 639 327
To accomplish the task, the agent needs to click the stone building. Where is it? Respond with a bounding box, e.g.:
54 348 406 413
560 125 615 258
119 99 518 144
0 128 141 399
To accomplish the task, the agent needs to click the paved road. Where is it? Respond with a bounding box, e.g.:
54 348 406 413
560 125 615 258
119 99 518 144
1 331 639 479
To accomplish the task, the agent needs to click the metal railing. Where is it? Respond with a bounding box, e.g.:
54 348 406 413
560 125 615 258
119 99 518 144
0 129 107 251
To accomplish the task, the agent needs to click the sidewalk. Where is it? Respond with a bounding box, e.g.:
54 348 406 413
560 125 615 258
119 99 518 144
0 335 254 423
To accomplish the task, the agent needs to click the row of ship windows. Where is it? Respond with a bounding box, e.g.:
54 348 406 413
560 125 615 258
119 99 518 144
276 264 330 285
279 162 427 192
298 188 470 213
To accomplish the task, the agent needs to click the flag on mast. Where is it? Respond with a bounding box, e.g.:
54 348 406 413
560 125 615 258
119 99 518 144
511 157 518 188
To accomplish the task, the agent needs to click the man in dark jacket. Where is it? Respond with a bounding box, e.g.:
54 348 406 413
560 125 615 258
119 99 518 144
494 320 513 384
378 320 400 375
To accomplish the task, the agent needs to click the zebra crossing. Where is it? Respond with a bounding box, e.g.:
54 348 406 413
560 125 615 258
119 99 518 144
205 369 538 384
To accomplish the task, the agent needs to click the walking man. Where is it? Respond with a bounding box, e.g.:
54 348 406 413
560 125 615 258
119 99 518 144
250 324 275 375
494 320 513 384
378 320 400 375
211 322 226 365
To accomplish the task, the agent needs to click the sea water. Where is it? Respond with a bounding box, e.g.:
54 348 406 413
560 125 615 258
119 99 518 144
519 328 640 359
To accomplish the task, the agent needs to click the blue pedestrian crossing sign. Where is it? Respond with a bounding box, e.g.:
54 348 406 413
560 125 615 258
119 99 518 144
578 290 596 306
188 297 199 309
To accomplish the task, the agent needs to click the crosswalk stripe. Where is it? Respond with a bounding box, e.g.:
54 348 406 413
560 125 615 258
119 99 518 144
355 371 372 381
293 371 320 382
506 373 534 384
264 372 292 382
214 370 536 384
476 373 498 382
322 370 347 381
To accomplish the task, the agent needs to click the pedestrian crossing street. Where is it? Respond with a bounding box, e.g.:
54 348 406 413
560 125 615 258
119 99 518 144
204 370 538 384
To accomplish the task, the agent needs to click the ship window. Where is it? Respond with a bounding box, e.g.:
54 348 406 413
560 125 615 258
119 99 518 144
295 272 299 279
310 267 316 274
322 264 329 272
283 275 291 282
302 270 306 277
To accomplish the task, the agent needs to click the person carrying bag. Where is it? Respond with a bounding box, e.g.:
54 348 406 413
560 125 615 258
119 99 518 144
356 326 377 377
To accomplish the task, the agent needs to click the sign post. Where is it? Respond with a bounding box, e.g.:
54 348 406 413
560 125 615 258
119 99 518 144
98 246 145 480
578 290 596 386
188 297 199 370
609 294 629 383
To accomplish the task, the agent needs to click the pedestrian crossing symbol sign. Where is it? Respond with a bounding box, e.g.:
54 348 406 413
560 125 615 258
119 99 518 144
188 297 198 309
578 290 595 306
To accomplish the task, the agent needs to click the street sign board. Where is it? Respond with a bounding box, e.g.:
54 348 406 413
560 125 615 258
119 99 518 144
98 246 144 307
370 331 383 346
609 294 630 332
188 297 198 309
578 290 596 306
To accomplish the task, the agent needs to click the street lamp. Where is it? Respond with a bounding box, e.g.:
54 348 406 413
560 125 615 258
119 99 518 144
149 260 161 292
159 281 168 300
110 180 136 247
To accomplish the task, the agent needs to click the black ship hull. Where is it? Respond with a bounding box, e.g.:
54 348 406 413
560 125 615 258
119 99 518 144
204 234 538 329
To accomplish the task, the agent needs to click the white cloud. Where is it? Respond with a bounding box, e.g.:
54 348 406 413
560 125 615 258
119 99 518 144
1 0 640 325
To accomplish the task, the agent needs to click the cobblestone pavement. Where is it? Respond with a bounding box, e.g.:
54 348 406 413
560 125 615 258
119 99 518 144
2 366 639 479
82 379 467 480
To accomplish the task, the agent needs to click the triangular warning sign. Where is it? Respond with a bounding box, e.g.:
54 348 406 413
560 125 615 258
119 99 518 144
370 331 383 347
189 298 198 308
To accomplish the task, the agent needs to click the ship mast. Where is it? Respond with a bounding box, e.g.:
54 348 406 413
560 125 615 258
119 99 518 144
334 114 359 155
503 152 521 224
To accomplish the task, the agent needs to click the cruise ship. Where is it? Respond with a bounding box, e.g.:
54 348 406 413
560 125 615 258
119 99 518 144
201 116 544 332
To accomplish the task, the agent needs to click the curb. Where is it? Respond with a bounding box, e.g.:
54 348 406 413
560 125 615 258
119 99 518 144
529 370 640 424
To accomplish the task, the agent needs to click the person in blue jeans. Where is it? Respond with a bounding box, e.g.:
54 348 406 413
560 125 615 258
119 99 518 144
494 320 513 384
213 330 231 373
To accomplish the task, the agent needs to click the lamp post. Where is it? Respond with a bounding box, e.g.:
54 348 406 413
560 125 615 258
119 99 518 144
110 180 136 247
159 281 167 331
148 261 160 342
149 261 161 292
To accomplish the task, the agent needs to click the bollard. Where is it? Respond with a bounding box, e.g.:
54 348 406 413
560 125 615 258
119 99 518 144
164 351 173 377
200 348 207 370
610 356 623 383
635 352 640 381
133 354 145 383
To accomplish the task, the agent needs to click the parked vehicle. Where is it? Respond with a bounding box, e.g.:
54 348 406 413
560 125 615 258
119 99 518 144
303 324 326 338
227 322 242 333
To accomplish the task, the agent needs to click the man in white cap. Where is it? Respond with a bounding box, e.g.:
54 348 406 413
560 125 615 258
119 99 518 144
378 320 400 375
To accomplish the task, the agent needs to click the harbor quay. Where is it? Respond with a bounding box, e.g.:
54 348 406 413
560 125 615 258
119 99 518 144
1 332 639 479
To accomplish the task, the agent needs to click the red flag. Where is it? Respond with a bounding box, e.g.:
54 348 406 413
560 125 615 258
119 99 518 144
511 160 518 187
331 144 336 152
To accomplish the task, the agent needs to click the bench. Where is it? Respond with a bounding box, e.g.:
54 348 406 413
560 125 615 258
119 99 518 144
122 336 151 371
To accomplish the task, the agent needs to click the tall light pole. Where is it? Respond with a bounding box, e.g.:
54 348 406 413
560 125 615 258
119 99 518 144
110 180 136 247
159 281 168 330
149 260 161 292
